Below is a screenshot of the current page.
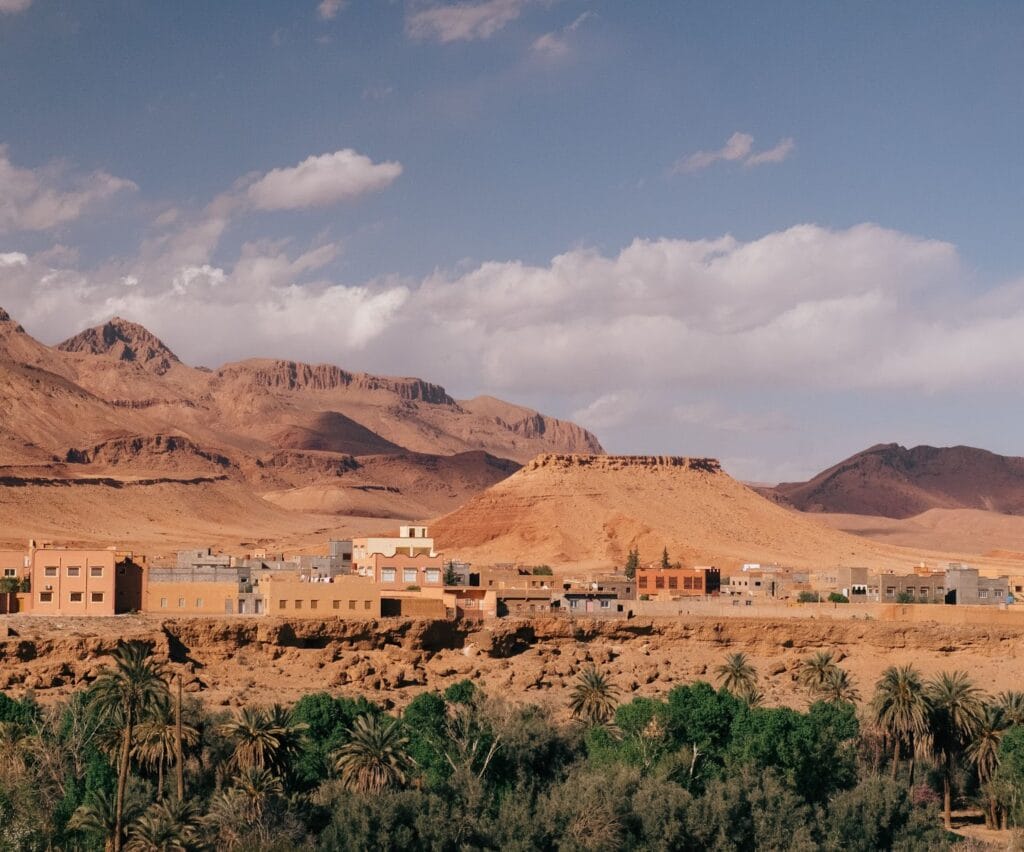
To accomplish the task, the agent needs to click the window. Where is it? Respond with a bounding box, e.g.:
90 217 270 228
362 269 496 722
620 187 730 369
683 576 693 590
196 598 204 608
44 566 57 577
364 600 371 610
886 586 896 597
177 597 185 608
39 591 52 603
920 587 929 597
638 576 648 589
333 600 341 610
979 589 989 599
425 569 440 584
381 568 396 583
570 598 579 609
2 568 14 577
279 600 287 609
70 591 83 602
310 599 318 610
90 592 104 603
294 600 303 610
600 599 610 609
90 566 103 578
349 600 356 610
403 568 418 584
655 576 665 589
668 576 678 589
160 597 168 608
67 566 80 577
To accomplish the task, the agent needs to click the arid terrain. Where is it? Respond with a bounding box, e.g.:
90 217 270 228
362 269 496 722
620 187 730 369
433 453 1024 573
765 442 1024 518
2 612 1021 718
0 309 599 551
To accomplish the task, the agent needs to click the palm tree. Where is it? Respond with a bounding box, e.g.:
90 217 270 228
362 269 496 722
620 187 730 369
997 691 1024 727
797 651 839 698
219 706 279 776
925 670 985 830
332 713 415 793
968 703 1009 828
133 699 199 802
568 665 620 725
90 641 169 852
871 665 929 782
68 789 145 852
819 667 860 704
125 799 202 852
715 652 758 699
265 703 307 779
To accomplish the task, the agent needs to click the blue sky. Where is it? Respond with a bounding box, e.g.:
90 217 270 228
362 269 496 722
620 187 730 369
2 0 1024 481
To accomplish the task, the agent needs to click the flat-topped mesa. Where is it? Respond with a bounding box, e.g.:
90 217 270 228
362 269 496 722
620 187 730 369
58 317 180 376
216 360 356 391
215 359 457 404
351 374 455 405
524 454 722 473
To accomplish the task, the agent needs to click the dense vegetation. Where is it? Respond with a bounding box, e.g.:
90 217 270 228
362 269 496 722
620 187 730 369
0 641 1022 850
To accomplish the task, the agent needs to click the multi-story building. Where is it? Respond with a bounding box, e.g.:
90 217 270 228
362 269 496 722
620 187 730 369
353 525 443 582
636 566 720 600
30 545 143 615
868 564 1009 606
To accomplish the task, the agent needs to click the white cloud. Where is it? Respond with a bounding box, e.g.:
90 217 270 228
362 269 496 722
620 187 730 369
0 0 32 14
246 149 402 211
673 132 794 174
745 137 795 167
0 252 28 267
406 0 531 43
317 0 344 20
0 146 136 232
571 392 639 432
531 11 592 60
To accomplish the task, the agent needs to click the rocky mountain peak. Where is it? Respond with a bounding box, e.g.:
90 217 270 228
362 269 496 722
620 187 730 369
57 317 181 375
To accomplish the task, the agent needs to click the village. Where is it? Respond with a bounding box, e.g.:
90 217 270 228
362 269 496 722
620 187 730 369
1 524 1021 623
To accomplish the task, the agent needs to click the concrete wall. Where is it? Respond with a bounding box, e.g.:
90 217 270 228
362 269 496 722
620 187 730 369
145 581 242 615
263 574 381 619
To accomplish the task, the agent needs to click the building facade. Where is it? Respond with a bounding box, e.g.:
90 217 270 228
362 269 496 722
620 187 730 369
636 567 720 600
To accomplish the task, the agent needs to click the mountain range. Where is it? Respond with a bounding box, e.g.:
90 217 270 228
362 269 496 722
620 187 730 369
0 309 601 549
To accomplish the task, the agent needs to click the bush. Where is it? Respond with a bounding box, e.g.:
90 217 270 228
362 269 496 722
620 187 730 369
797 591 820 603
532 565 553 576
828 592 849 604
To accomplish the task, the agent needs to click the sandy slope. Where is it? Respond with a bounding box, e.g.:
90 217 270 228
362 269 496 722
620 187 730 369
812 508 1024 560
432 454 1024 573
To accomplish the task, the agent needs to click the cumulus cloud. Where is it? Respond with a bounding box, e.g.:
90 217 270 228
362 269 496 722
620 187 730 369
406 0 531 43
317 0 344 20
245 149 402 211
9 218 1024 477
0 146 136 232
0 0 32 14
673 132 793 174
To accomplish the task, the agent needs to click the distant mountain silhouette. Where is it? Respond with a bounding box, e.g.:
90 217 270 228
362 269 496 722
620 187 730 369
763 443 1024 518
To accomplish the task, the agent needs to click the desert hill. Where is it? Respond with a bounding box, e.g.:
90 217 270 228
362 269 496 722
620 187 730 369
430 453 1013 573
0 308 600 549
765 443 1024 518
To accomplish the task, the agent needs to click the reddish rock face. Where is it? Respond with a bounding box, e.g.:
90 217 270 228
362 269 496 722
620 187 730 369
765 443 1024 518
